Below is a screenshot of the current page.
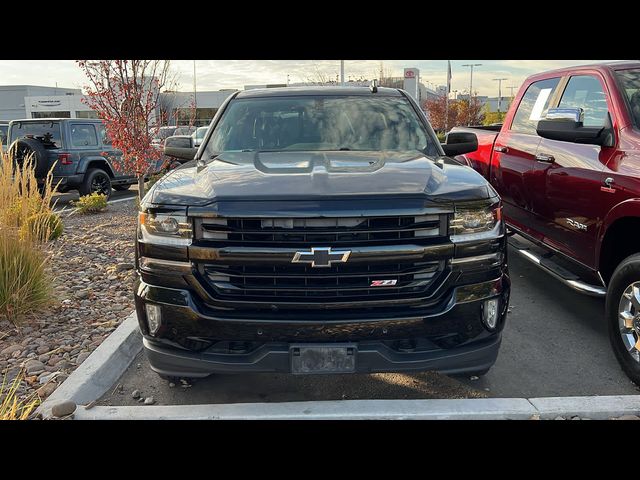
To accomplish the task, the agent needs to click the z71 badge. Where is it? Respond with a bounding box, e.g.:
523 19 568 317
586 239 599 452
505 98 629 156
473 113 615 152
370 280 398 287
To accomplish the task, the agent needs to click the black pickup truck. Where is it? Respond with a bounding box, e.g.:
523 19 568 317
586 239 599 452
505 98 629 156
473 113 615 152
135 86 510 381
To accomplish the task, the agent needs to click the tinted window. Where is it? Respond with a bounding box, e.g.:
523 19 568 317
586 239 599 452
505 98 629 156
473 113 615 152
615 68 640 128
9 121 63 147
558 75 609 127
0 125 7 146
97 124 112 145
70 124 98 147
511 78 561 135
206 95 436 155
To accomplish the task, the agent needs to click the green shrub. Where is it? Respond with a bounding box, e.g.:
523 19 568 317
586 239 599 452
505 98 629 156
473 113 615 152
73 192 108 214
436 132 446 143
0 231 51 326
20 212 63 242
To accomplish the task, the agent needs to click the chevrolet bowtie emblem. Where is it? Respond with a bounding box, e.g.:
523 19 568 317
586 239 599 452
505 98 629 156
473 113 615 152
291 247 351 268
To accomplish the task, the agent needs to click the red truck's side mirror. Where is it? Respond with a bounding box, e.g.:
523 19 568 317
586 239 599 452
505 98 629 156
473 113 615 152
442 131 478 156
537 108 614 147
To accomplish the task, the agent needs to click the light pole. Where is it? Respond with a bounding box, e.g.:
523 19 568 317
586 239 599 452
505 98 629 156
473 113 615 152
461 63 482 125
493 77 508 114
193 60 197 127
340 60 345 86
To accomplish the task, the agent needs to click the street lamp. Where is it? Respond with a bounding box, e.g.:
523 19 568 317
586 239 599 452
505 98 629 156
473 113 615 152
461 63 482 125
493 77 508 113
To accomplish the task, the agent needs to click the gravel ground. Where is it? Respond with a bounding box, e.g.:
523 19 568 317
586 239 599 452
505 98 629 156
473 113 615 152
0 200 137 407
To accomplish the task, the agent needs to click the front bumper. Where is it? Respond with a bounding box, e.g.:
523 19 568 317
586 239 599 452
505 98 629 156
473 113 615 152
134 274 510 377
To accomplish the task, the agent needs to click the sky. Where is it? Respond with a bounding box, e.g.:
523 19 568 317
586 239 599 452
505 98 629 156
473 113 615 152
0 60 618 97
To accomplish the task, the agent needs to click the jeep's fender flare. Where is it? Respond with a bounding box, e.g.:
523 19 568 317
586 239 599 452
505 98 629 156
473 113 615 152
76 156 116 177
596 197 640 265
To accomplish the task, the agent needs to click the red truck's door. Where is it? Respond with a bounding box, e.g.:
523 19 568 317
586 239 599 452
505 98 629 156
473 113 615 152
491 77 562 237
532 74 616 268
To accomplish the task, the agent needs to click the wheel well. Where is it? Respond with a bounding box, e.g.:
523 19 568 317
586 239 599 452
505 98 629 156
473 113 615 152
600 217 640 283
86 160 113 178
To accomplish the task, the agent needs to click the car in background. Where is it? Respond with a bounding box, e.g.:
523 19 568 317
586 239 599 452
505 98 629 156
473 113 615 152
151 126 178 146
174 125 197 136
0 121 8 153
192 126 208 147
8 118 164 198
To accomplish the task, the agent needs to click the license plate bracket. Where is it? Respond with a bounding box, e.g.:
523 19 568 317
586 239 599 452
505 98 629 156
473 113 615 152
290 343 357 374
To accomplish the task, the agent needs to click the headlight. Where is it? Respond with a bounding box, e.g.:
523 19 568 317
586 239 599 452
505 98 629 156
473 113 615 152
139 212 192 246
450 201 502 242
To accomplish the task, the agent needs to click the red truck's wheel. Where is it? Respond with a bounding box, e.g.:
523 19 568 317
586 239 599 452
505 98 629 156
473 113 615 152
606 253 640 386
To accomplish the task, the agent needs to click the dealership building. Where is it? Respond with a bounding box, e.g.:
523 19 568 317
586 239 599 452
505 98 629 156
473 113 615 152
0 67 434 126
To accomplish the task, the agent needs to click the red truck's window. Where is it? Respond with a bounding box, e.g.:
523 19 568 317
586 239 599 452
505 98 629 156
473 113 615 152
510 77 560 135
615 68 640 129
558 75 609 127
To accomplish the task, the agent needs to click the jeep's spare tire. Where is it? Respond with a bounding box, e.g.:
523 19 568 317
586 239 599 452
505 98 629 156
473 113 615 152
8 138 51 179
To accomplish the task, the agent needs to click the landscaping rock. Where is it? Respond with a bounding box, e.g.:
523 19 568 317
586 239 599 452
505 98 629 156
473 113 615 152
132 389 141 399
25 360 45 375
1 345 22 356
36 383 57 398
51 401 76 418
76 352 91 364
144 396 156 405
0 201 137 408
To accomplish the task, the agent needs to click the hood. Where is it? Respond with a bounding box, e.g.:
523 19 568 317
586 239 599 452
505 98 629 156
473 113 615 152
150 151 491 206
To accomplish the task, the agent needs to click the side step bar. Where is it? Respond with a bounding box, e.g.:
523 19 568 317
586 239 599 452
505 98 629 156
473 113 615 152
508 237 606 297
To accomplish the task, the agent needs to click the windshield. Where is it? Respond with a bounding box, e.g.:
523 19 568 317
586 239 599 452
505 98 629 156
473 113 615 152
194 127 208 140
9 121 63 148
616 68 640 128
206 95 437 155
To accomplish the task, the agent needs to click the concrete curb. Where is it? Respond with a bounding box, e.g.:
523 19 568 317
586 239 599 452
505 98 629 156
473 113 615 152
37 312 142 419
74 398 538 420
529 395 640 419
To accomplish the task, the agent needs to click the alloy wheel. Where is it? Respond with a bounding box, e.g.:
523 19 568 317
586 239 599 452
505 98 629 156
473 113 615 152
91 174 110 195
618 281 640 363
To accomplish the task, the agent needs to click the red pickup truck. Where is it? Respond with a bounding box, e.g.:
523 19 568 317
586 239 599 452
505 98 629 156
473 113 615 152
447 61 640 385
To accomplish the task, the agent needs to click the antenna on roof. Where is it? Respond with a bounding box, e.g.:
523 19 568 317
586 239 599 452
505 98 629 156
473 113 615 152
370 79 378 93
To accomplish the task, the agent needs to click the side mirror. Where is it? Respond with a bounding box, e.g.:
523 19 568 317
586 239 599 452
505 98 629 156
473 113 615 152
537 108 613 146
442 131 478 156
164 135 198 161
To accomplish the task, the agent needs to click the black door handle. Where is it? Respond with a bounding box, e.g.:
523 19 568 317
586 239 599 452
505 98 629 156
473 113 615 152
535 153 555 163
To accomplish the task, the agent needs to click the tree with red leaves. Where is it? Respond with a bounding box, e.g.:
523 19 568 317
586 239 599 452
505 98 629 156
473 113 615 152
76 60 175 199
423 94 486 133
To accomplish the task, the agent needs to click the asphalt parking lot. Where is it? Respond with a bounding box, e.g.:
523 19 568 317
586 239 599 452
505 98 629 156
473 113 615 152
97 250 640 407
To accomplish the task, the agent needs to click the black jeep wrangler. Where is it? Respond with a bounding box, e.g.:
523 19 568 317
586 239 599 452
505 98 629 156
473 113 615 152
136 86 510 380
7 118 163 198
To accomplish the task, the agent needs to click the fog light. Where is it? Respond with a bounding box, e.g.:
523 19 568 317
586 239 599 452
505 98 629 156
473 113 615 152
145 304 162 335
483 298 500 330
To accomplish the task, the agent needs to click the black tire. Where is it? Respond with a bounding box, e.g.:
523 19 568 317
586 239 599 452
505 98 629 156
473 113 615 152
113 184 131 191
79 168 112 198
8 138 50 178
606 253 640 386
